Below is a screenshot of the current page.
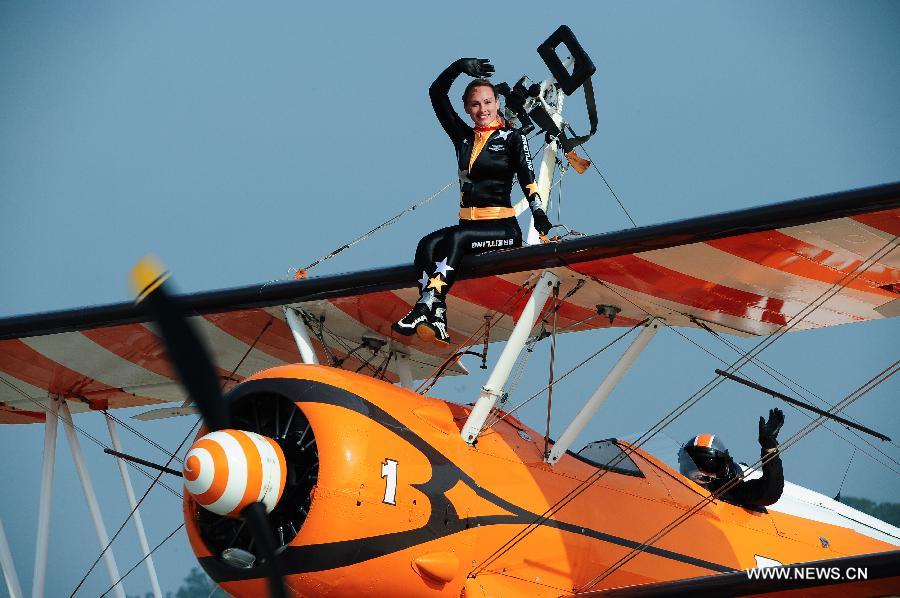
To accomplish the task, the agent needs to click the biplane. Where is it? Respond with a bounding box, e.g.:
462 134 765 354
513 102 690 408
1 26 899 598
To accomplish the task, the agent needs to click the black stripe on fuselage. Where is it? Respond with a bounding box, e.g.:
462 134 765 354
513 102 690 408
198 378 736 584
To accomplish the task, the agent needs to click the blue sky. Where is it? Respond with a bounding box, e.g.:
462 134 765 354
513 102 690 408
1 2 898 595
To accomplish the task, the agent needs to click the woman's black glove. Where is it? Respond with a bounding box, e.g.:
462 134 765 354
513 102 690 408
456 58 494 78
759 408 785 449
532 207 553 237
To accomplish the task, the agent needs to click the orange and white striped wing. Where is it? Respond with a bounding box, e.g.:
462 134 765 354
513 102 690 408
1 184 897 424
326 207 899 340
0 307 465 424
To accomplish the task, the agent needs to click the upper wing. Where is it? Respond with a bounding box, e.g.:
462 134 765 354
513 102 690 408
1 182 898 423
574 549 900 597
0 305 467 424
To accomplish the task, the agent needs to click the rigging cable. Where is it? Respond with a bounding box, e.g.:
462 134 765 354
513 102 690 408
579 358 899 591
835 447 858 501
71 419 199 597
300 309 383 377
281 181 454 280
471 289 562 437
415 281 537 395
98 523 185 597
415 273 541 395
277 132 546 282
0 378 182 499
580 236 900 467
71 316 272 596
470 233 897 577
371 349 395 381
690 318 900 474
583 255 900 477
485 321 644 431
580 265 900 476
578 144 637 228
483 278 588 429
101 409 181 463
300 309 387 377
298 310 341 367
0 378 181 495
543 284 560 458
589 263 900 477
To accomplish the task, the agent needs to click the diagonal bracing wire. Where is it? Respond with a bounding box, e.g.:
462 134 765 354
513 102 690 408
98 523 186 597
578 145 637 228
469 232 897 577
284 181 454 279
70 417 199 598
416 273 541 395
485 321 645 431
586 251 900 475
0 377 182 498
583 243 900 479
71 316 272 596
579 358 899 591
691 321 900 473
102 409 182 463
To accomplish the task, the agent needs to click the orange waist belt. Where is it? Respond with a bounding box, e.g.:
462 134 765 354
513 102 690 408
459 206 516 221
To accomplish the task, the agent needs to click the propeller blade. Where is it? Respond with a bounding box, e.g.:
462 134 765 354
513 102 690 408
132 258 285 597
130 256 231 431
243 501 287 598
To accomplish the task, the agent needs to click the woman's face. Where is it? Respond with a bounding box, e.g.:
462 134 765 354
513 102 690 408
465 85 499 127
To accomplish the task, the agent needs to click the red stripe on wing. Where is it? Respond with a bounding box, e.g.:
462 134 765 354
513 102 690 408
83 323 240 386
851 208 900 236
329 291 462 355
0 406 46 424
568 255 790 326
707 230 898 291
451 276 642 331
203 309 399 382
205 311 297 363
0 338 159 408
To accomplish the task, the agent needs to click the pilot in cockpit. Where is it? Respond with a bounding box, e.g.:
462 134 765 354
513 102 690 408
678 408 786 508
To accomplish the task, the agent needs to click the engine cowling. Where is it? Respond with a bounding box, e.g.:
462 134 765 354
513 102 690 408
186 390 318 564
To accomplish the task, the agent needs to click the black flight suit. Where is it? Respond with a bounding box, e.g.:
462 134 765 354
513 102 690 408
715 450 785 508
413 61 541 304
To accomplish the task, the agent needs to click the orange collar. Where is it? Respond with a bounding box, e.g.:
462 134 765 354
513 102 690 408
474 117 504 133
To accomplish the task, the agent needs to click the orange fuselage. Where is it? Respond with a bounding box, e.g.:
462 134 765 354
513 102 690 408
183 365 893 597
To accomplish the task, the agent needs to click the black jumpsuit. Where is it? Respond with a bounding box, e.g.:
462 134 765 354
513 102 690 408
412 62 541 306
715 450 784 508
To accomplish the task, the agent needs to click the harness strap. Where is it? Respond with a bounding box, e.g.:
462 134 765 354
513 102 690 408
459 206 516 220
561 77 598 153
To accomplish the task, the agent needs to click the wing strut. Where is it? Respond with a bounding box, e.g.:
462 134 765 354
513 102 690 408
461 271 560 444
547 319 660 463
283 307 320 365
0 520 23 598
395 352 414 389
60 400 127 598
106 416 164 598
32 397 59 598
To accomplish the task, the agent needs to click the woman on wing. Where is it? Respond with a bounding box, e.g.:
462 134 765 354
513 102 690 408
392 57 553 346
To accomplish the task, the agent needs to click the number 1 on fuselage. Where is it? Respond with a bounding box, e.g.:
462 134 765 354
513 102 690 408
381 458 398 505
